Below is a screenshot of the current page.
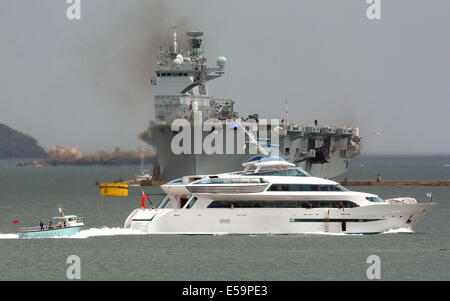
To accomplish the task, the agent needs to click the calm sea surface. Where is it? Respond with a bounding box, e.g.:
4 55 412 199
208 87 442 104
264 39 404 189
0 155 449 280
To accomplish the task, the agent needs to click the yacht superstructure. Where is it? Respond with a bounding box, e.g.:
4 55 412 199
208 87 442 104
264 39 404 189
125 156 436 235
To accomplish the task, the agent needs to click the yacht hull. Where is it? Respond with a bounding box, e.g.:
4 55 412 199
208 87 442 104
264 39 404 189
125 203 436 235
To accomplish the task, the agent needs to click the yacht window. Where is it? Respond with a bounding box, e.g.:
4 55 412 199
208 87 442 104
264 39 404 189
366 196 385 203
186 197 198 209
335 184 349 191
197 179 211 184
289 184 301 191
268 184 347 192
251 169 309 177
195 178 264 184
159 196 170 208
167 178 183 184
207 200 357 208
281 201 297 208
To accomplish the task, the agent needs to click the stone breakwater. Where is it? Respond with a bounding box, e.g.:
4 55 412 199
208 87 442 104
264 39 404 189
338 180 450 186
15 146 155 166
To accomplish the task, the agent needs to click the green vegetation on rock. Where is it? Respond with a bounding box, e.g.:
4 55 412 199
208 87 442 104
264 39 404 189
0 124 47 159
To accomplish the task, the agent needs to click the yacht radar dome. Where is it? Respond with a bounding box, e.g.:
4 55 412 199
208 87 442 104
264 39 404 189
173 58 182 65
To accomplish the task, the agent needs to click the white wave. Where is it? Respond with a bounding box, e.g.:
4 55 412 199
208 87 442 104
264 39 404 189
381 227 414 234
443 164 450 167
0 227 148 240
59 227 149 239
0 233 19 239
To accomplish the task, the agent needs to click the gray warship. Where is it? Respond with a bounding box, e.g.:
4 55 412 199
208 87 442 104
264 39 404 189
139 30 361 181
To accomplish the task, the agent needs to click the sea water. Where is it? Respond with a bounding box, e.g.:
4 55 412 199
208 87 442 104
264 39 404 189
0 156 448 280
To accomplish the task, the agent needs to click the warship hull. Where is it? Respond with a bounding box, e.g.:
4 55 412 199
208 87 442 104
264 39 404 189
142 122 360 181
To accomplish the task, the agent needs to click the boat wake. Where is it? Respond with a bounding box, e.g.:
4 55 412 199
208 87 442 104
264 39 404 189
0 227 148 239
0 233 19 239
381 227 414 234
64 227 149 238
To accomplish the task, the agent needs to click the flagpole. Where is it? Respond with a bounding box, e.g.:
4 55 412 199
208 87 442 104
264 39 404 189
145 192 155 209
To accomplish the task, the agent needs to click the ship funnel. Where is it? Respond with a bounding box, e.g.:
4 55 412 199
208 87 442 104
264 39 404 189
187 31 203 49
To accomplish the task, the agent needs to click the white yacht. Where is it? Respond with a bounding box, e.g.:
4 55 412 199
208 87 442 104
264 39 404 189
125 156 436 235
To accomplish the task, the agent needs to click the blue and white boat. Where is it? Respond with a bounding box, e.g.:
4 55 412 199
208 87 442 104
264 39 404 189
18 207 84 238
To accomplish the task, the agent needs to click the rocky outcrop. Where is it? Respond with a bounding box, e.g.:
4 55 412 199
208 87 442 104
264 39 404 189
0 124 47 159
16 146 155 166
47 146 84 164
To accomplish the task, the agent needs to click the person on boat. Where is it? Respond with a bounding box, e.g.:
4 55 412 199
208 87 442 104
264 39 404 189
40 221 44 231
48 221 53 230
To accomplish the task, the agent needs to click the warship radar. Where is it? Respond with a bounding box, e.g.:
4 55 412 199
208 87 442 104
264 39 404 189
140 29 361 181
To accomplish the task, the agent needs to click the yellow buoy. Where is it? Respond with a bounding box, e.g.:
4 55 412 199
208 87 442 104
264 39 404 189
100 183 128 196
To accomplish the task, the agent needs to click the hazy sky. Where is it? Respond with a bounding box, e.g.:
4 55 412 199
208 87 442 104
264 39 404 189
0 0 449 155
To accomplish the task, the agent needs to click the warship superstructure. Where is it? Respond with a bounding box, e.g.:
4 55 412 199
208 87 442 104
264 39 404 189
139 30 361 181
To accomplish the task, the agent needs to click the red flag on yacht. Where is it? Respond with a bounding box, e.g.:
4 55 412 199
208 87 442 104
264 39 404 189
141 190 147 208
13 220 20 224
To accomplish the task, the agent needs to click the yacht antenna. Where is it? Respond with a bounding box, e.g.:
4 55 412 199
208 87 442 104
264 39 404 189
58 204 65 217
235 120 270 156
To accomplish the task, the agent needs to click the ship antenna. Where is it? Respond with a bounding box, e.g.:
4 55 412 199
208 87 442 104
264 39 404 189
285 96 289 124
172 26 178 53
